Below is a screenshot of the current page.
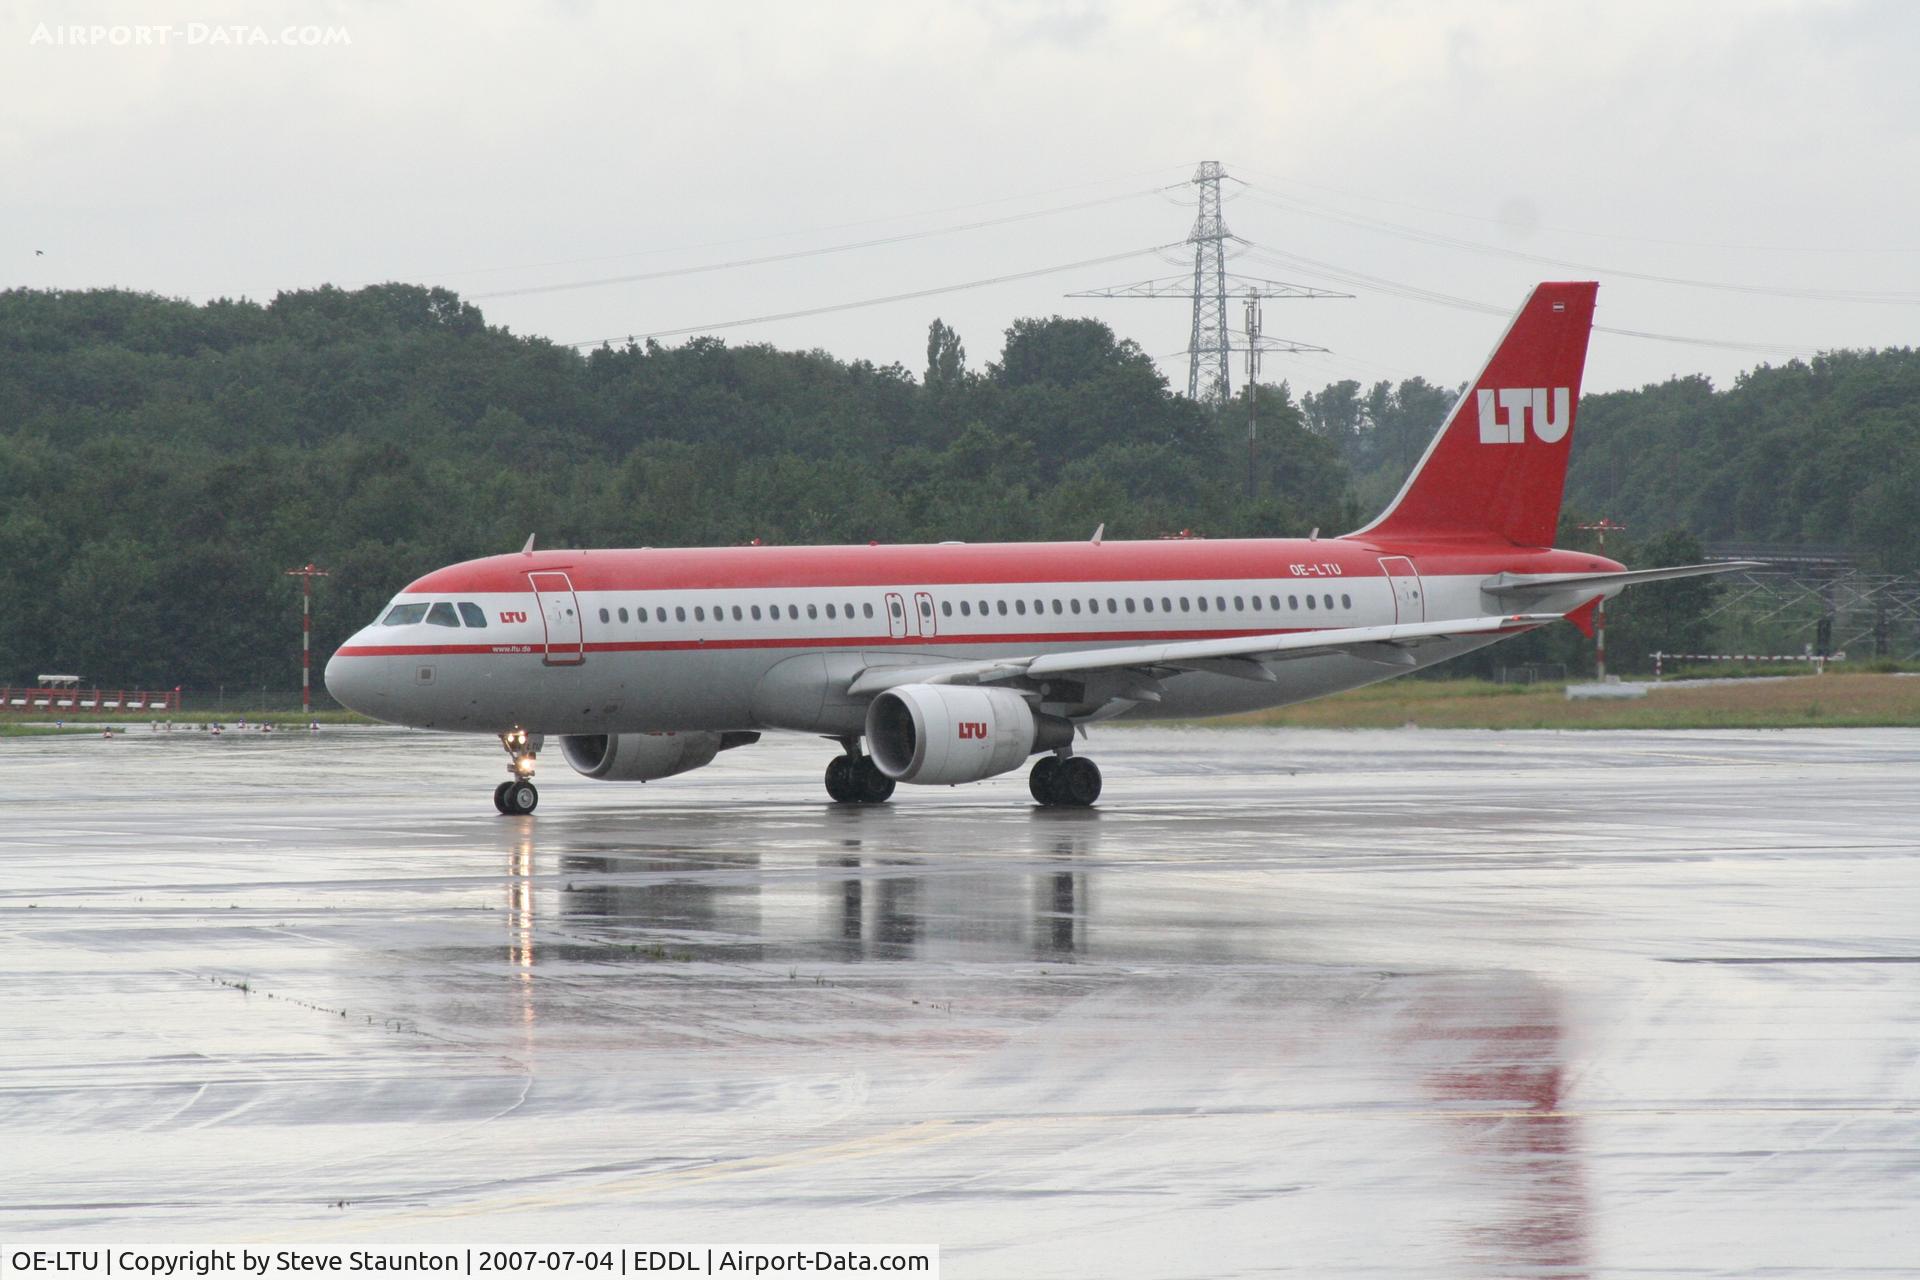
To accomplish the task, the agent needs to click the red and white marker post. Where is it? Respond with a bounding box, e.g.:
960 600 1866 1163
284 563 331 714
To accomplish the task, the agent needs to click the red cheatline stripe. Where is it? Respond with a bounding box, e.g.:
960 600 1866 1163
332 627 1319 658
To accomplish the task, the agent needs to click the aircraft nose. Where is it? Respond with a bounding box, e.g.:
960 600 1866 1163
323 645 386 717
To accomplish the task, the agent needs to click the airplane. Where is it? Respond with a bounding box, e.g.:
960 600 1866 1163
325 281 1749 813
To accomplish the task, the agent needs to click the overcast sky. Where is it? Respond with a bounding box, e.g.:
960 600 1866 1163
6 0 1917 400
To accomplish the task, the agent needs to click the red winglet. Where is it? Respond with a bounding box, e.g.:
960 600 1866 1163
1565 595 1602 638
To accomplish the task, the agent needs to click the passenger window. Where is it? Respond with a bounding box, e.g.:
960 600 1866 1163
1306 595 1316 610
941 601 952 617
1107 597 1118 613
1197 597 1209 613
676 607 687 622
1250 596 1262 612
864 602 874 619
1342 593 1352 609
637 607 649 623
383 603 430 626
426 602 460 627
1234 596 1245 610
598 607 610 624
1179 597 1190 611
1270 595 1281 610
889 599 902 618
1015 600 1027 616
959 601 971 617
694 606 705 622
617 607 628 624
1324 594 1334 609
1288 595 1299 610
1216 596 1227 611
997 600 1008 616
1051 600 1063 615
808 604 818 620
1142 598 1154 613
789 605 799 620
1070 599 1082 615
458 602 487 627
1162 597 1173 612
1125 598 1136 613
826 604 837 620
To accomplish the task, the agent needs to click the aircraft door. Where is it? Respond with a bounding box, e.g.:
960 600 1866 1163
1378 556 1425 624
528 571 586 665
884 592 908 639
913 591 938 638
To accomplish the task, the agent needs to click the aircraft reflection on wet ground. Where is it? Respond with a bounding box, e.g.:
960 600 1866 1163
3 725 1918 1276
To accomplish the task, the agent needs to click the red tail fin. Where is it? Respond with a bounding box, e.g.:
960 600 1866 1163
1348 282 1597 548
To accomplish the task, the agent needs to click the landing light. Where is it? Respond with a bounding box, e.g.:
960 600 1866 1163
513 753 537 778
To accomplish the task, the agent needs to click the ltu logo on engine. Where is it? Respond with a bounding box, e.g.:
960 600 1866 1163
957 722 988 739
1477 387 1571 444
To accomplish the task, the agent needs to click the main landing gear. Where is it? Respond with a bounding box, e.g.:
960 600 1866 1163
494 729 540 814
824 746 895 804
1029 753 1101 808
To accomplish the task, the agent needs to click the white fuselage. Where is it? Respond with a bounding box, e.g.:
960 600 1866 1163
326 557 1517 737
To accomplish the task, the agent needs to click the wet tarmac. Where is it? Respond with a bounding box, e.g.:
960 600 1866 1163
3 725 1919 1275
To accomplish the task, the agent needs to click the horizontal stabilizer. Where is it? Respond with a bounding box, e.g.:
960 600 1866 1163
1482 561 1764 601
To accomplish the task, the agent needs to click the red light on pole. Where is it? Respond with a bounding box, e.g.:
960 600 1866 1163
284 563 331 714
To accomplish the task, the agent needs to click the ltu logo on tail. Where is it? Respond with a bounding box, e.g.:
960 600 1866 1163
1477 387 1571 444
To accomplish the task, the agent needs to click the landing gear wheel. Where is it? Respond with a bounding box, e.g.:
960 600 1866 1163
853 755 895 803
1029 756 1062 805
504 780 539 814
1059 757 1101 807
825 754 855 803
492 780 514 813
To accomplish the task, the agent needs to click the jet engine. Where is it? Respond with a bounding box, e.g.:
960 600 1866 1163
559 730 760 781
865 684 1072 785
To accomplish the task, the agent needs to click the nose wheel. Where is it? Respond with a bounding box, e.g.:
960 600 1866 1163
493 779 539 814
495 729 541 814
1030 755 1100 807
825 751 895 804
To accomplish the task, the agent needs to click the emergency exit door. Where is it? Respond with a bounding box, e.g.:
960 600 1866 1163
528 571 585 665
1377 556 1425 624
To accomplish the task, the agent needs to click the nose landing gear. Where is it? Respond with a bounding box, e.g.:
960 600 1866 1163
494 729 541 814
1030 753 1101 807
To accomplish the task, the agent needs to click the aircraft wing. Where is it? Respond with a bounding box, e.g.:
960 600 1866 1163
844 612 1562 698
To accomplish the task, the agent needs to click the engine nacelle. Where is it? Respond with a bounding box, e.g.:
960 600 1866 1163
865 684 1072 785
559 730 759 782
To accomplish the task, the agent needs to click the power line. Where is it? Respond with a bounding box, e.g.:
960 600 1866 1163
473 189 1161 301
250 163 1195 296
561 243 1183 349
1239 188 1920 306
1227 160 1920 256
1235 244 1817 357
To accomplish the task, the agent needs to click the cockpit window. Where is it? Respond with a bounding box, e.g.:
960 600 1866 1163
457 602 487 627
425 602 460 627
382 603 430 626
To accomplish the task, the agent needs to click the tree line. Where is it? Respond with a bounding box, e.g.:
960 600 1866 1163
1 282 1904 689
